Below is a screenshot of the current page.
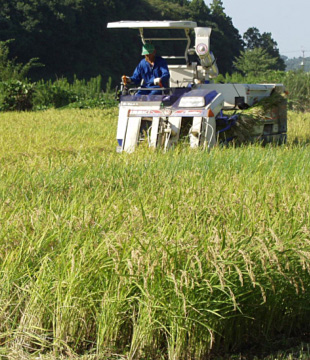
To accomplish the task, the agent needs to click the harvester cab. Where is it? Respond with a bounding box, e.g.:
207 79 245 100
107 20 287 152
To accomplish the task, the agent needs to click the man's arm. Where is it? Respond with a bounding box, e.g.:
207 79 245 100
158 58 170 87
130 62 142 85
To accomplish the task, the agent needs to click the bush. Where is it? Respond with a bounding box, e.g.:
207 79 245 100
0 40 42 82
0 80 35 111
32 76 116 110
0 76 117 111
33 79 78 109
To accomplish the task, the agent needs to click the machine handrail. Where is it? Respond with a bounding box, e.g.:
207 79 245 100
128 87 171 94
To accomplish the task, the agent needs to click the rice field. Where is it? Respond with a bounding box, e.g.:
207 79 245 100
1 108 310 359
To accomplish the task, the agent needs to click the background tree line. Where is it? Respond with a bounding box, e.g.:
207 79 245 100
6 0 309 112
0 0 285 84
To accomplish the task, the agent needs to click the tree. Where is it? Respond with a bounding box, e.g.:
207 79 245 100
243 27 261 49
208 1 244 74
0 0 244 82
0 40 41 81
233 47 278 76
189 0 210 23
209 0 225 16
162 0 189 5
243 27 285 71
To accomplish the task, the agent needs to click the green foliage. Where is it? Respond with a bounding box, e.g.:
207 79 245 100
283 70 310 112
243 27 285 71
189 0 210 22
32 75 116 110
209 0 225 16
163 0 190 5
34 79 78 109
208 1 244 74
0 71 116 111
0 40 42 81
0 0 244 81
0 79 35 111
233 47 278 76
0 40 42 111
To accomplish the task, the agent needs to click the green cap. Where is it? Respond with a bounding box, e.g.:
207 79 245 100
141 43 155 55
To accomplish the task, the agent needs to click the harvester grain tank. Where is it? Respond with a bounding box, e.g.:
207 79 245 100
107 20 287 152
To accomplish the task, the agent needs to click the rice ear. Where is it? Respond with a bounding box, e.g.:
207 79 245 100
220 92 286 143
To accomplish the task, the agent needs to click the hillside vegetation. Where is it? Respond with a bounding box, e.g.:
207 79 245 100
1 109 310 359
0 0 286 84
0 0 244 82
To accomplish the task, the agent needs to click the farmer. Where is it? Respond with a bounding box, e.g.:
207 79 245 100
122 43 170 95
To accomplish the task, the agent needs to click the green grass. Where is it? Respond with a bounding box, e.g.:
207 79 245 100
1 109 310 359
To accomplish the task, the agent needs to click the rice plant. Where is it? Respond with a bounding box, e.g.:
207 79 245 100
1 109 310 359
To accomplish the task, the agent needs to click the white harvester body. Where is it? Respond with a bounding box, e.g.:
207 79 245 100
107 20 287 152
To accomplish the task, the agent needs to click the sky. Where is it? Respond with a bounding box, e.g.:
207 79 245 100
207 0 310 59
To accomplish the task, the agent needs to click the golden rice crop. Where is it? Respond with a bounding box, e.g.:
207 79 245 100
0 109 310 359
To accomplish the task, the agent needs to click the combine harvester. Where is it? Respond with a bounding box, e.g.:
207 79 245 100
107 20 287 152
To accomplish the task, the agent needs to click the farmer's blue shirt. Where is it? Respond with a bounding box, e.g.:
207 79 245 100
130 56 170 89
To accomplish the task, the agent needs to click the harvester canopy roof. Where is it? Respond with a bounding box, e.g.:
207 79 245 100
107 20 197 29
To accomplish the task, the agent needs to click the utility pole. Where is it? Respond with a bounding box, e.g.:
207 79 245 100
301 48 305 71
